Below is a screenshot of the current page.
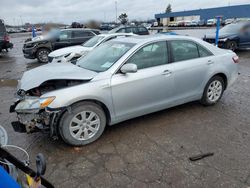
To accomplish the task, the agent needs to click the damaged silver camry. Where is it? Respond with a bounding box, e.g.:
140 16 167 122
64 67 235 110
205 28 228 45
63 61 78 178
10 35 239 146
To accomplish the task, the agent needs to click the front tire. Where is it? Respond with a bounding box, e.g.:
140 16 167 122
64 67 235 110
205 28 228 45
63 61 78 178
36 48 50 63
225 40 237 51
201 76 225 106
59 102 106 146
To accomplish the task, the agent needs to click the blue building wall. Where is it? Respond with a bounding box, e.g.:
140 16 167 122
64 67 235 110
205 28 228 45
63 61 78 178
155 4 250 21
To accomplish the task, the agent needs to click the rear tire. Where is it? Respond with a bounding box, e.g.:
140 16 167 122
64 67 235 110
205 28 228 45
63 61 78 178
36 48 50 63
201 76 225 106
59 102 106 146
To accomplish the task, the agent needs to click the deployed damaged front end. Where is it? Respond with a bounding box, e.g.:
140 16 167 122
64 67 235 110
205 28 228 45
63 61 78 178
9 63 96 137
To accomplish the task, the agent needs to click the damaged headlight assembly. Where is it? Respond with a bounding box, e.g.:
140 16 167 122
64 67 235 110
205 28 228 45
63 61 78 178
15 96 56 113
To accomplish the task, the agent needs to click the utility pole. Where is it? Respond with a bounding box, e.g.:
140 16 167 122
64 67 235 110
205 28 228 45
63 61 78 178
20 16 24 26
115 1 118 23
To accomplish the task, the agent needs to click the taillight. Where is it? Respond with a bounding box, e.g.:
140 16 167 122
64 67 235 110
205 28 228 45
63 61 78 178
4 35 10 42
232 56 239 64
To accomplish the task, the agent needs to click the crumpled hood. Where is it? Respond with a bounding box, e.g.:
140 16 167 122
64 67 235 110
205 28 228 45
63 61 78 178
49 46 92 58
19 62 97 91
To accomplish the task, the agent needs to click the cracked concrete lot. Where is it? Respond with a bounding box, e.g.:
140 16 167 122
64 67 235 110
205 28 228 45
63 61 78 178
0 30 250 188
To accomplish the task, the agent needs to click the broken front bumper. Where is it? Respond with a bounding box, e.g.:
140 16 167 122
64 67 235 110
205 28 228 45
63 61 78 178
10 98 64 137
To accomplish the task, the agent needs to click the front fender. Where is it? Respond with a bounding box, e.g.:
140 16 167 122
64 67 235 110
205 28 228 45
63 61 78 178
41 80 115 120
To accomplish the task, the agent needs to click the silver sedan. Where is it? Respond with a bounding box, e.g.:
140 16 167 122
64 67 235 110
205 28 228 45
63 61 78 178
11 35 239 146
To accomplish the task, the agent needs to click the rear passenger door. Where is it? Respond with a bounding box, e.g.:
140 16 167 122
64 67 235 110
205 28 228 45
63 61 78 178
71 30 95 45
169 40 213 101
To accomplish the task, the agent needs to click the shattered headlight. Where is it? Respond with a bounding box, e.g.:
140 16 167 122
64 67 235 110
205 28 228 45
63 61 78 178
39 96 56 108
15 96 56 112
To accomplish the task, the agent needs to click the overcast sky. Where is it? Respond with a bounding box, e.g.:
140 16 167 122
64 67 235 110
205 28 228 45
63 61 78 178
0 0 249 25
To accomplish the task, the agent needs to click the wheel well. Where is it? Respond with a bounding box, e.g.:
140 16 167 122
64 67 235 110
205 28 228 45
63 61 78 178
70 99 111 125
213 73 228 89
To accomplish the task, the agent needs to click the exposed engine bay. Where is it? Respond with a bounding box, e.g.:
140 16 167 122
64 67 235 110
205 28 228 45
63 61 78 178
23 79 86 97
11 79 87 138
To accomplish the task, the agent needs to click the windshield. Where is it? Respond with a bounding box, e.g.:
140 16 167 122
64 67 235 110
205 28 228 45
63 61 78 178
220 23 242 34
77 41 135 72
82 36 105 47
109 27 121 33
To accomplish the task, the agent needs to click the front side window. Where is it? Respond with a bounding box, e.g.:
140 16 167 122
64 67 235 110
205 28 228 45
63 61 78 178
77 41 135 72
59 30 71 40
170 40 199 62
126 41 168 69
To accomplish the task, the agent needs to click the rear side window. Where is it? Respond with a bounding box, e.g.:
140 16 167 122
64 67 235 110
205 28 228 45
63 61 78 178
132 27 138 34
197 45 213 57
117 28 126 33
170 40 199 62
72 31 94 38
126 41 168 69
125 27 133 33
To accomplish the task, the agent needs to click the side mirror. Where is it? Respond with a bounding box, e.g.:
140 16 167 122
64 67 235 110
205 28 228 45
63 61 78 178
120 63 137 74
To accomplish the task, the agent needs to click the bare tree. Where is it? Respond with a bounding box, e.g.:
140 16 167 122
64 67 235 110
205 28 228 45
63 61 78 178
165 4 172 13
118 13 128 25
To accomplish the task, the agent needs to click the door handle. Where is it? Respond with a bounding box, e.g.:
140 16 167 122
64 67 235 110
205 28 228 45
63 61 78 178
162 70 172 75
207 60 214 65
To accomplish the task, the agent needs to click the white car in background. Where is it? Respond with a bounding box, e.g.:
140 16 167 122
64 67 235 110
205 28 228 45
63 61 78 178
207 19 217 26
48 33 135 63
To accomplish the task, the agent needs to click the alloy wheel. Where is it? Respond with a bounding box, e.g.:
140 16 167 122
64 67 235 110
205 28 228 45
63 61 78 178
38 49 49 62
69 111 100 141
207 80 223 102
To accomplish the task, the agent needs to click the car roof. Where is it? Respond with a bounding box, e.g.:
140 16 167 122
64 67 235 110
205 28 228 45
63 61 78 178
111 34 201 45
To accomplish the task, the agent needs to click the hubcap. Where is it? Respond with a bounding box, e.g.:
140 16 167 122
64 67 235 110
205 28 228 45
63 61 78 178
207 80 223 102
38 50 49 62
69 111 100 141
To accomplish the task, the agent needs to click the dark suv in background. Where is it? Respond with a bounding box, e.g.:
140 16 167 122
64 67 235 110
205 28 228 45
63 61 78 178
23 28 100 63
109 25 149 35
0 19 13 53
204 22 250 51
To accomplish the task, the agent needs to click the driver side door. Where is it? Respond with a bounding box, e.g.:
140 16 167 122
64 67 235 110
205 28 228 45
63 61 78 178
53 30 72 50
111 41 175 122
